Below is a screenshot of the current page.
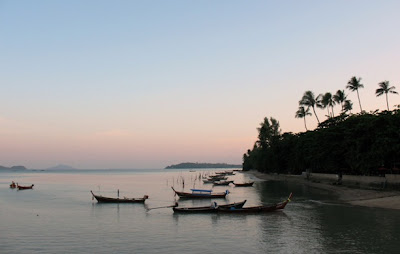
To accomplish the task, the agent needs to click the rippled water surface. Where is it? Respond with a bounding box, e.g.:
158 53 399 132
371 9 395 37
1 169 400 253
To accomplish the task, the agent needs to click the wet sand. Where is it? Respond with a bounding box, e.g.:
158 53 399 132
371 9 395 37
247 171 400 210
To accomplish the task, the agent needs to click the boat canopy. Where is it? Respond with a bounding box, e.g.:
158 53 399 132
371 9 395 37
190 189 212 193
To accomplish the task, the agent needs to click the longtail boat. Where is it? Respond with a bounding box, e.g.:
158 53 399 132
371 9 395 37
215 171 235 176
91 191 149 203
233 182 254 187
217 193 293 214
213 180 233 186
208 175 228 181
17 184 34 190
171 187 229 199
202 179 215 184
173 200 247 213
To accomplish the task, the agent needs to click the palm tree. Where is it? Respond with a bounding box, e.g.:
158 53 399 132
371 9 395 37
375 81 398 110
322 92 336 117
299 91 320 124
316 93 329 117
346 76 364 112
343 100 353 114
333 90 347 112
295 106 311 131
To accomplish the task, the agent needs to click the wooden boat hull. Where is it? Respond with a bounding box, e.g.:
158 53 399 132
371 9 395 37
217 193 292 214
174 192 227 199
213 181 233 186
173 200 247 213
171 187 228 199
208 176 228 181
215 171 235 176
91 191 148 203
233 182 254 187
17 184 34 190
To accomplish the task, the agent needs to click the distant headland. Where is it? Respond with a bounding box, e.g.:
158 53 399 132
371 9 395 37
0 165 27 170
46 164 77 170
165 162 242 169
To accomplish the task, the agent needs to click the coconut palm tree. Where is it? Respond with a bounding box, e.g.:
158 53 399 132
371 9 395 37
375 81 398 111
318 92 335 118
324 92 336 117
343 100 353 114
316 93 330 117
295 106 311 131
346 76 364 112
299 91 320 124
333 90 347 112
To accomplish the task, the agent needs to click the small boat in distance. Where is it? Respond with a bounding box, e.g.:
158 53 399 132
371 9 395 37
213 180 233 186
173 200 247 213
202 179 216 184
17 184 34 190
217 193 293 214
171 187 229 199
208 175 228 181
233 182 254 187
91 191 149 203
215 171 235 176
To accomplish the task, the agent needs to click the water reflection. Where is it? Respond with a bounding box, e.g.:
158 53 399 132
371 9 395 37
2 170 400 254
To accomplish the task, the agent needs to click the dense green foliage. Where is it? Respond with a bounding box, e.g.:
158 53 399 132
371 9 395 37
243 110 400 175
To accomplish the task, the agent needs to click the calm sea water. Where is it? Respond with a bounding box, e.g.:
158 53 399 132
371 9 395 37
1 169 399 254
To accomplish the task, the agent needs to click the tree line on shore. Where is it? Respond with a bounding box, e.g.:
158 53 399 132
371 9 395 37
243 76 399 175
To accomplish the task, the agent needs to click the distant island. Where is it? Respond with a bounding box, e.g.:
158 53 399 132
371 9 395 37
46 164 77 170
165 162 242 169
0 165 27 170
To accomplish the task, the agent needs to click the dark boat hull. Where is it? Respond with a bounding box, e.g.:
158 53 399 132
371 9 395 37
91 191 148 203
217 193 292 214
171 187 228 199
233 182 254 187
17 184 34 190
175 192 227 199
173 200 247 213
213 181 233 186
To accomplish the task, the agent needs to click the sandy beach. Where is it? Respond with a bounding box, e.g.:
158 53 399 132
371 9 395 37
247 171 400 210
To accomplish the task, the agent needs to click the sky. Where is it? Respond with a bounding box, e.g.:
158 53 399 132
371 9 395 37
1 1 399 169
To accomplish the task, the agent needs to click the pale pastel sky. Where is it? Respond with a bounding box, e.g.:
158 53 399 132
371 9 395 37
1 1 399 169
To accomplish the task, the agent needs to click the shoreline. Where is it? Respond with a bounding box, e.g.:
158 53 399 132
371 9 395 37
246 171 400 210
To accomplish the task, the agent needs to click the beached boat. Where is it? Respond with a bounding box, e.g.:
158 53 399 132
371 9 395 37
17 184 34 190
171 187 229 199
173 200 247 213
233 182 254 187
91 191 149 203
217 193 293 213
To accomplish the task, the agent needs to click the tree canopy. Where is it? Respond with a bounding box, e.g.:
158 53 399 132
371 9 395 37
243 110 400 175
